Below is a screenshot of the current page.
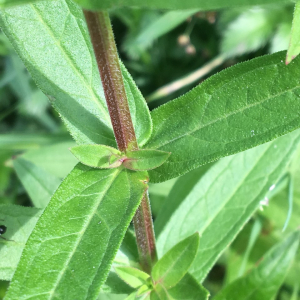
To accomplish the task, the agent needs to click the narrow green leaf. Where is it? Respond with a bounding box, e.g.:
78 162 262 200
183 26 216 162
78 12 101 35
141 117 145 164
286 2 300 64
13 158 61 208
214 231 300 300
145 52 300 183
70 144 122 169
124 291 138 300
124 150 170 171
5 165 147 300
115 266 150 288
157 130 300 282
72 0 291 11
0 204 42 281
168 273 209 300
152 233 199 289
0 0 152 147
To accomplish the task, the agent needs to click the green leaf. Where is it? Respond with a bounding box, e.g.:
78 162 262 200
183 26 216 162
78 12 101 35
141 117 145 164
286 2 300 64
13 158 61 208
168 273 209 300
152 233 199 289
0 133 71 150
0 204 42 281
0 0 39 7
0 0 152 147
145 52 300 183
72 0 291 11
154 164 213 236
70 144 122 169
124 150 170 171
221 7 277 57
21 141 77 178
214 231 300 300
115 266 150 289
5 165 147 300
151 284 170 300
156 130 300 283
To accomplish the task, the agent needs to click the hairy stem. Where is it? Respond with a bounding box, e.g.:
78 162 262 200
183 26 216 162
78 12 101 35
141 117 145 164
84 10 157 272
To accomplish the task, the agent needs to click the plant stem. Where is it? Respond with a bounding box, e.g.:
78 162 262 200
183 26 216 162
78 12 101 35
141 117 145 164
84 10 157 273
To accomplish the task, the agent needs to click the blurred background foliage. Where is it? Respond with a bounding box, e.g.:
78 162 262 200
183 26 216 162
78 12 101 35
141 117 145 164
0 2 299 299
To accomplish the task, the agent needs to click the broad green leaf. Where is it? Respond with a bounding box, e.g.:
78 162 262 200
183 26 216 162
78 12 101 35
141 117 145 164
286 2 300 64
5 165 147 300
168 273 209 300
21 141 77 178
157 130 300 282
145 52 300 183
0 204 42 281
214 231 300 300
115 266 150 289
13 158 61 208
152 233 199 289
221 7 277 57
151 283 170 300
0 0 152 147
73 0 291 11
70 144 122 169
124 150 170 171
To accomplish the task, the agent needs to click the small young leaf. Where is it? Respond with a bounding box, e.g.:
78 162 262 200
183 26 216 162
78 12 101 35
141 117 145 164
168 273 209 300
124 150 170 171
152 233 199 289
145 52 300 183
0 204 42 281
115 266 150 289
214 231 300 300
5 165 148 300
286 2 300 64
157 130 300 283
70 144 122 169
13 158 61 208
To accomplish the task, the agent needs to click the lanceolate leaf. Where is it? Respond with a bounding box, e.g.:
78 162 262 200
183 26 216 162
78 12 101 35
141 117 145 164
0 204 42 281
152 233 199 289
0 0 152 147
72 0 291 11
145 52 300 183
156 130 300 282
115 266 150 288
5 165 148 300
286 1 300 64
214 231 300 300
13 158 61 208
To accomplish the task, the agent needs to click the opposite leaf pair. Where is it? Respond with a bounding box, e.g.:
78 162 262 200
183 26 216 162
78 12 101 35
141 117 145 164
115 233 209 299
70 144 170 171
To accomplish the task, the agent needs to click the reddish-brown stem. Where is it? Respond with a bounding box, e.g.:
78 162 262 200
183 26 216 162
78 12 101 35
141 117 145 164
84 10 157 273
84 10 137 152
